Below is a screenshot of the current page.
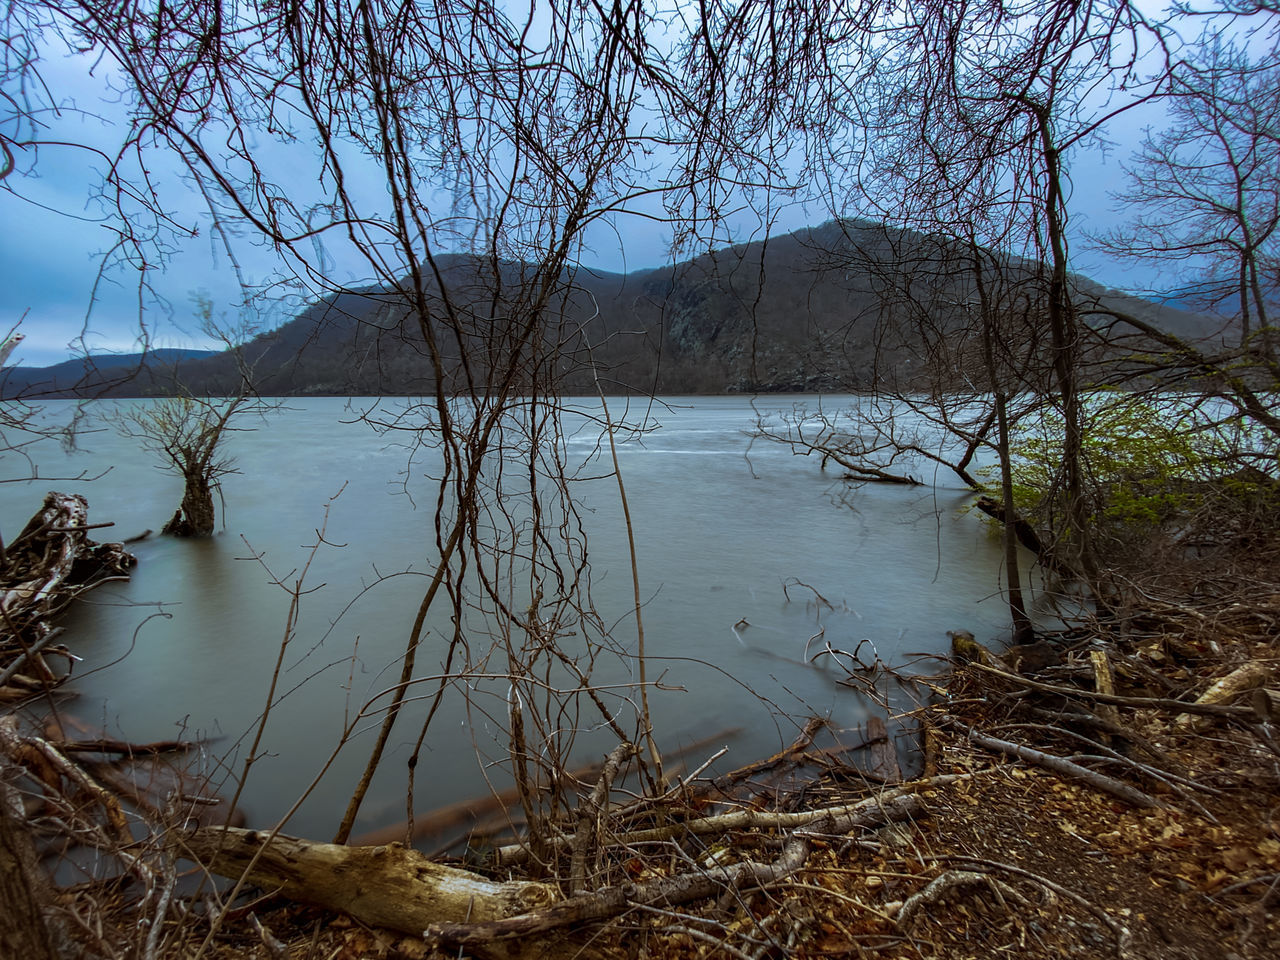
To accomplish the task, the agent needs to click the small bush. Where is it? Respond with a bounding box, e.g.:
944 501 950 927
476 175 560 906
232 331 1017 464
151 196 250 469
989 394 1275 536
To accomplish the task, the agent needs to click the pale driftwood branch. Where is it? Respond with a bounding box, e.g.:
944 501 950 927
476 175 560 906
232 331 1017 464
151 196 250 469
967 662 1255 718
1 494 134 689
950 721 1163 809
177 826 559 933
0 716 132 843
1176 662 1272 729
895 870 1023 931
1090 650 1120 735
494 777 959 866
0 630 63 687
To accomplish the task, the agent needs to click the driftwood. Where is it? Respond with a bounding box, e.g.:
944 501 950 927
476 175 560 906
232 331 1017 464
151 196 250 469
1176 661 1271 730
180 787 933 955
967 661 1255 718
179 826 560 929
0 493 134 698
950 720 1162 809
0 716 132 842
1091 650 1120 742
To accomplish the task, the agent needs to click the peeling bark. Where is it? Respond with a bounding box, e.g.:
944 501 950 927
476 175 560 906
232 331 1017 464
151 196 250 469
178 826 560 930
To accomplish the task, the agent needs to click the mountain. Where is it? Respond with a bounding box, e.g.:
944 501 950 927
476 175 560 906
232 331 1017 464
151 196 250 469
1 222 1221 399
0 349 222 399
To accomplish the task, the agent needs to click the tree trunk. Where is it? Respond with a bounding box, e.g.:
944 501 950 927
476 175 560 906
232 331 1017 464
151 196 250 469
1021 96 1099 589
0 777 58 960
993 390 1034 644
164 473 216 537
972 250 1034 645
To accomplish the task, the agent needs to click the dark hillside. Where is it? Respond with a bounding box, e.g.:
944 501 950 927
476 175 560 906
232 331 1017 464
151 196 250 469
0 349 221 399
2 222 1221 398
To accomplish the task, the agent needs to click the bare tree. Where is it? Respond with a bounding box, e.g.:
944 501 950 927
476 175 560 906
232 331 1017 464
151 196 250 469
111 297 270 536
1098 40 1280 361
1069 33 1280 558
715 1 1174 626
114 394 251 536
16 0 715 854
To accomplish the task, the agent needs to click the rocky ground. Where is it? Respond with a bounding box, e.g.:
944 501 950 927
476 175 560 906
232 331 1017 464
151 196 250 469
153 578 1280 960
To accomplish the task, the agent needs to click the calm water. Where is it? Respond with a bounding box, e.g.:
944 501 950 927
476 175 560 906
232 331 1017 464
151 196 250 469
1 396 1021 841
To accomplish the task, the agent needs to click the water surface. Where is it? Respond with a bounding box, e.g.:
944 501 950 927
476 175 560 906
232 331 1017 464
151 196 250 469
0 395 1021 841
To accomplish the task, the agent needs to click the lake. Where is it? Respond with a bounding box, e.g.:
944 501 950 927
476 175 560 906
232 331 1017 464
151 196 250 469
0 395 1025 842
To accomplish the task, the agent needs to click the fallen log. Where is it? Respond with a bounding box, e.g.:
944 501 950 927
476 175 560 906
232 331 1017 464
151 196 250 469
178 826 560 931
181 787 934 956
0 493 135 689
1176 661 1272 730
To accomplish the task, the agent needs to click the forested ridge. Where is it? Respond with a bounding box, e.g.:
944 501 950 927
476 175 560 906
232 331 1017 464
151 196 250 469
3 1 1280 959
2 221 1217 399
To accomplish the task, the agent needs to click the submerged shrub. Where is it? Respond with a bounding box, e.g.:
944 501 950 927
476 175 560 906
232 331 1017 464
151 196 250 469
989 394 1275 535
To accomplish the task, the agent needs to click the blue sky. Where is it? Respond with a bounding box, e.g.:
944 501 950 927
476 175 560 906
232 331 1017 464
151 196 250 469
0 11 1197 369
0 143 1156 369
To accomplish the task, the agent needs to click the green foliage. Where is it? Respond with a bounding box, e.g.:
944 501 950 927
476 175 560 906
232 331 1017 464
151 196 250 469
988 395 1273 534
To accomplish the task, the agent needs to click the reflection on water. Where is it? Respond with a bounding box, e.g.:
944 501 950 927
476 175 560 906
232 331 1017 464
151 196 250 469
0 396 1026 841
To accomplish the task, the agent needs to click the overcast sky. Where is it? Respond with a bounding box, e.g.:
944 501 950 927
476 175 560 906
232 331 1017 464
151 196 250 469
0 15 1191 369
